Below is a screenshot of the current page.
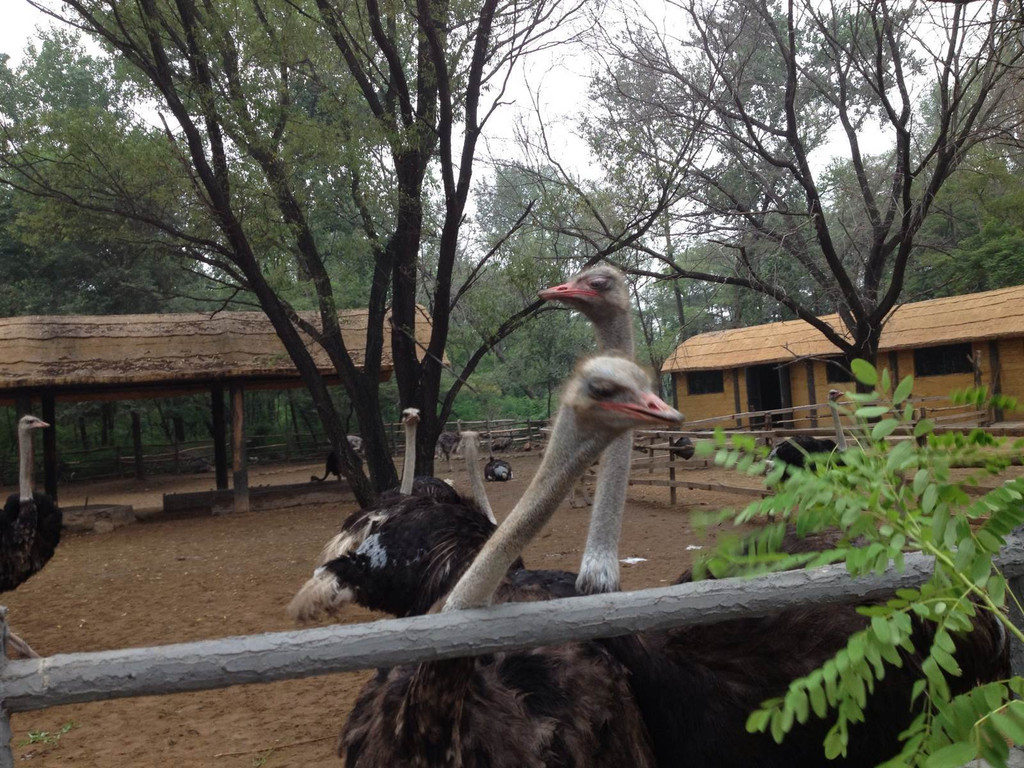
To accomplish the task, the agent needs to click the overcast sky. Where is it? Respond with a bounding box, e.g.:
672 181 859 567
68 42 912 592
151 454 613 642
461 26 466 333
1 1 54 65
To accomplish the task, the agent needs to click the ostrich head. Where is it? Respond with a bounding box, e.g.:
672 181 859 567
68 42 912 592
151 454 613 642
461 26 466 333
827 389 843 402
19 415 50 432
564 356 681 432
402 407 421 426
539 265 631 323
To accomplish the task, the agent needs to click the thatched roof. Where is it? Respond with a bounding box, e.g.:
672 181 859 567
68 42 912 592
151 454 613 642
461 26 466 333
0 305 435 397
663 284 1024 373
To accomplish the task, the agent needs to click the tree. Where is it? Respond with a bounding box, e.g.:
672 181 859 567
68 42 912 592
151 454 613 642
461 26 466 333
3 0 589 505
567 0 1024 367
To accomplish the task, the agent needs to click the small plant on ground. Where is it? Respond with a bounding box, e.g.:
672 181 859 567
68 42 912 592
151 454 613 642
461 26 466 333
695 360 1024 767
21 721 79 747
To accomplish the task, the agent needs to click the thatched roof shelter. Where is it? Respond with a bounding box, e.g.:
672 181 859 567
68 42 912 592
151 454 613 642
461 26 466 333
0 305 434 401
0 305 437 505
663 284 1024 373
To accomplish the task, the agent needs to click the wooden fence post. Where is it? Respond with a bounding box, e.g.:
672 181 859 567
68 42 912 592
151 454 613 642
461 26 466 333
0 607 13 768
669 440 677 506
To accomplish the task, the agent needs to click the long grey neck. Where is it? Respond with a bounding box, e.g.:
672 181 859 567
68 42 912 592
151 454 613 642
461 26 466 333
577 431 632 594
18 424 34 502
400 421 417 495
444 406 613 611
591 311 634 359
829 401 847 451
578 310 635 593
461 433 496 524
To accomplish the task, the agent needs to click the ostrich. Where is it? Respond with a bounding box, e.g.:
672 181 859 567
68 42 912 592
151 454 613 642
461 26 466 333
539 263 639 594
288 407 459 621
308 436 363 483
436 428 460 467
340 356 682 767
484 456 512 481
766 388 847 474
288 417 493 622
2 415 62 658
489 434 513 452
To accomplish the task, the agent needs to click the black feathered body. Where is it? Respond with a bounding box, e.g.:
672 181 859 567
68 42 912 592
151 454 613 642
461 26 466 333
311 451 340 482
768 436 839 470
342 637 655 768
1 492 62 593
622 526 1011 767
321 491 561 618
669 436 695 459
484 458 512 482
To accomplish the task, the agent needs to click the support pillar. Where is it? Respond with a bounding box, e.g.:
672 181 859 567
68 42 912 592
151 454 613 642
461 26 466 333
888 351 900 384
211 385 228 491
131 411 145 481
230 385 249 515
732 369 742 428
989 341 1004 423
805 361 818 428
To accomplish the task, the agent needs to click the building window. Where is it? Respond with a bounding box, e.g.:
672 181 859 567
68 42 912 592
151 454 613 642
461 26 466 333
825 358 854 383
687 370 724 395
913 343 975 377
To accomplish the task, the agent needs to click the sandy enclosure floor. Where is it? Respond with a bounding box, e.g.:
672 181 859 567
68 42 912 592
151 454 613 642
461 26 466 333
3 454 1021 766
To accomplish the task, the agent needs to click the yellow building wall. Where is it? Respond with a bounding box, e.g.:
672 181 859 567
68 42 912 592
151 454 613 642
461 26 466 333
995 338 1024 420
672 336 1024 425
673 369 740 424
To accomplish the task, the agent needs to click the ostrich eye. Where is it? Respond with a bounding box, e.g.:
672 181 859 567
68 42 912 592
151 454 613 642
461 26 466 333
589 277 610 292
588 379 621 400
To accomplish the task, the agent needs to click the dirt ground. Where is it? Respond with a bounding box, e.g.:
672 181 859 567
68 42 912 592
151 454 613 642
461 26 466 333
1 453 761 767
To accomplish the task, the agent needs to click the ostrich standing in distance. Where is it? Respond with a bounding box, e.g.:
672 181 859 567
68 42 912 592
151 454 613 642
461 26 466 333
539 263 637 594
340 356 682 767
2 415 62 658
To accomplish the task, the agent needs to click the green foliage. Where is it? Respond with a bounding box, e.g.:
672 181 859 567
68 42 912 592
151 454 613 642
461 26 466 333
698 361 1024 766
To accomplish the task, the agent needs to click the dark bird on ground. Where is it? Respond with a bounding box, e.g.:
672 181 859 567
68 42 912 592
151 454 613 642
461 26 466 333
489 435 513 452
484 456 512 481
339 356 682 768
310 436 363 483
2 415 62 658
766 388 847 474
669 435 695 459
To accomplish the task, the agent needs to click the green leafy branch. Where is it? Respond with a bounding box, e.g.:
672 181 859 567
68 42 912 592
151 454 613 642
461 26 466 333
694 360 1024 766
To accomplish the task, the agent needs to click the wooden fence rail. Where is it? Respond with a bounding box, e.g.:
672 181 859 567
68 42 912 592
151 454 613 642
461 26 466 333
3 534 1024 766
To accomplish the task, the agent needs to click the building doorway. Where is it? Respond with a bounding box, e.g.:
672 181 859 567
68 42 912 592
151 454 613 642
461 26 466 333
746 364 792 427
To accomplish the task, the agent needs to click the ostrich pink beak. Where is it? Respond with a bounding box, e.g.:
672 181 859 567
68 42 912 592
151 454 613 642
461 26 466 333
538 281 598 301
599 394 683 426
